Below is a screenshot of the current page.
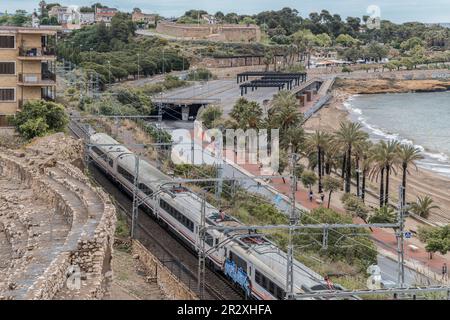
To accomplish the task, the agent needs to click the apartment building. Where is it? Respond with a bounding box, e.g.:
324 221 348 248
0 26 59 126
95 8 118 25
132 11 157 27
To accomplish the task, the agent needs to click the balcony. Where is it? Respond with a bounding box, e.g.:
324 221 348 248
18 46 56 60
18 72 56 86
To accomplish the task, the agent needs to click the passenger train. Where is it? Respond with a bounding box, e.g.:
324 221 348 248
88 133 343 300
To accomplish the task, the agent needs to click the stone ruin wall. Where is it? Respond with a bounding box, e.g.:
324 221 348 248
0 141 116 300
156 21 261 42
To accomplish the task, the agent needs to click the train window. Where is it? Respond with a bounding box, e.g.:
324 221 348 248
139 183 153 196
160 199 194 232
107 157 113 167
269 281 275 294
229 251 247 271
215 238 219 246
117 165 135 183
255 270 261 284
261 275 268 289
205 233 214 246
275 286 286 300
92 146 104 157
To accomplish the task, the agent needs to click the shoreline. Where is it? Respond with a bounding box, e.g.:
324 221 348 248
303 81 450 226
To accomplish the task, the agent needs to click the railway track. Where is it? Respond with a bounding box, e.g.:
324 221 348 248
69 120 242 300
89 162 243 300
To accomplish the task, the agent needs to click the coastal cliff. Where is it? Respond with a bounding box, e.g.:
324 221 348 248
334 78 450 94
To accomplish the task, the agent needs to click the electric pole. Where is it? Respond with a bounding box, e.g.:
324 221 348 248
131 154 140 238
197 192 206 299
396 185 406 288
286 148 298 299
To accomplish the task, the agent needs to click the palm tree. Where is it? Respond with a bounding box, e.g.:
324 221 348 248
410 195 440 218
382 140 400 206
305 131 329 193
268 91 303 152
359 155 372 203
323 138 339 175
323 176 341 208
370 140 400 207
397 144 424 207
335 122 368 193
368 206 396 224
353 139 372 198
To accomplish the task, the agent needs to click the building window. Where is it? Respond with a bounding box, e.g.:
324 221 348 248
0 36 15 49
0 88 15 101
0 62 15 75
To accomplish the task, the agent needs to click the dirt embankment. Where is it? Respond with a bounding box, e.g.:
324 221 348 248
334 78 450 94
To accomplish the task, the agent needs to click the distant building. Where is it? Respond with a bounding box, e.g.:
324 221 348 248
80 12 95 25
48 5 80 24
0 26 60 126
132 10 156 26
95 7 118 25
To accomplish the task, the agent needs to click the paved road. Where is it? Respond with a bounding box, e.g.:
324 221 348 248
377 255 435 286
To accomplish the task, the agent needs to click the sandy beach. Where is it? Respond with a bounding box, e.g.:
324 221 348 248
303 85 450 227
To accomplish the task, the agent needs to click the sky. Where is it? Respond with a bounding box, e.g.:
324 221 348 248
2 0 450 23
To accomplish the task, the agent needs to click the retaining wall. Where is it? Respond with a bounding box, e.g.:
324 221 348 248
132 240 197 300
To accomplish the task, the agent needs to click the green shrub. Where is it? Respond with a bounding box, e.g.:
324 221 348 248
11 100 68 140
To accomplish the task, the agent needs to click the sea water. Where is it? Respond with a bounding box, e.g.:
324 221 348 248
344 91 450 178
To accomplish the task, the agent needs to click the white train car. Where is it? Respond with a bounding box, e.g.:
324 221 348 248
88 133 342 300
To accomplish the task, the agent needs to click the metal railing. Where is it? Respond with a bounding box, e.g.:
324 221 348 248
19 46 56 57
18 72 56 84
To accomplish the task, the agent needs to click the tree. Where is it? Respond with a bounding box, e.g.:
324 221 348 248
198 105 223 128
397 144 423 207
314 33 332 47
291 29 316 68
305 131 329 193
278 149 289 183
400 37 424 52
335 121 368 193
11 10 30 26
323 176 341 208
11 100 68 140
417 225 450 256
366 42 389 62
336 34 359 47
268 91 304 152
370 140 400 207
230 98 263 129
342 194 369 222
301 170 317 192
368 206 396 224
410 195 440 219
